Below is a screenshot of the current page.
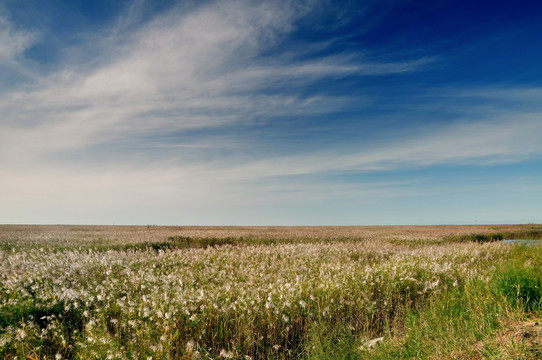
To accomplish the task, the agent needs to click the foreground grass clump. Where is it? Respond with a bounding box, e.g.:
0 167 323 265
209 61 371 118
360 280 503 359
493 245 542 311
361 244 542 360
1 225 540 359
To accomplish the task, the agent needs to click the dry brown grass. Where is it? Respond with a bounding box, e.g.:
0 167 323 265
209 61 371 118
1 223 539 245
444 317 542 360
1 223 540 358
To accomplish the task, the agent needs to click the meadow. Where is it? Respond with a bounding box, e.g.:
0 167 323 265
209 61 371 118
1 224 542 359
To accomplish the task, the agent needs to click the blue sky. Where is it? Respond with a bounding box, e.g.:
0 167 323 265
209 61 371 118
1 0 542 225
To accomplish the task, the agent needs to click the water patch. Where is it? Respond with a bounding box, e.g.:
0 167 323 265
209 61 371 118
502 239 540 245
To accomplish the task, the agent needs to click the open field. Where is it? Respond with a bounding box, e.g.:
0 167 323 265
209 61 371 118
1 224 542 359
2 224 542 251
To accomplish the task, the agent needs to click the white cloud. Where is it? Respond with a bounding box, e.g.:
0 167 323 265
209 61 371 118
1 108 542 224
439 87 542 101
0 13 36 65
212 113 542 179
0 0 433 168
5 112 539 203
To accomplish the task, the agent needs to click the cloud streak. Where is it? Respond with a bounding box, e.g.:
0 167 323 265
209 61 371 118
0 0 434 168
0 13 35 65
210 113 542 180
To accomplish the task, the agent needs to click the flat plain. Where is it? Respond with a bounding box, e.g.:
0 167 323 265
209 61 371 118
1 224 542 359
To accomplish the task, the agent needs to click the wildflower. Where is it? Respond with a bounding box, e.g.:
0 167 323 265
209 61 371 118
219 349 234 358
17 328 27 340
299 300 307 309
360 336 384 350
186 339 196 353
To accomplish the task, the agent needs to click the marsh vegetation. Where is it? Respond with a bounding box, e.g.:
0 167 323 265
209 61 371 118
1 225 542 359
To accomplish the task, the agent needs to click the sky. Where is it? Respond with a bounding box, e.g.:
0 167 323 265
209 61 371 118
1 0 542 226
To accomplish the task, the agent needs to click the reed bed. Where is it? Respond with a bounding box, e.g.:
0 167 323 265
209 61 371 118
1 225 541 359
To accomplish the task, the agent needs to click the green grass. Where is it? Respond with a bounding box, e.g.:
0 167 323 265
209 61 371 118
301 244 542 360
493 245 542 311
356 244 542 360
0 301 85 359
2 227 542 359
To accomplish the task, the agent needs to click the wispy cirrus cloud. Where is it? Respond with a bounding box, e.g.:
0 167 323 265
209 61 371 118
0 0 433 168
0 11 38 87
3 109 541 224
209 112 542 180
0 14 35 65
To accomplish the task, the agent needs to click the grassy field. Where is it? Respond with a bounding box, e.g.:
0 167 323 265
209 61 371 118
1 224 542 359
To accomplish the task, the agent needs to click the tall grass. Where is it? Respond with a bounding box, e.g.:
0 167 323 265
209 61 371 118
361 244 542 360
1 226 541 359
493 245 542 311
